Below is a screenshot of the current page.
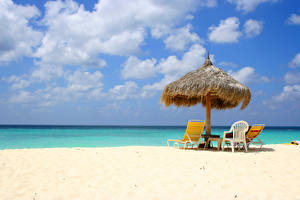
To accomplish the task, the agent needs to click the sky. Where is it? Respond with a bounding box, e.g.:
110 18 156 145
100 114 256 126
0 0 300 126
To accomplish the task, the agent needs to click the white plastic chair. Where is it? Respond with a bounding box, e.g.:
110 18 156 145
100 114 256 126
222 121 249 152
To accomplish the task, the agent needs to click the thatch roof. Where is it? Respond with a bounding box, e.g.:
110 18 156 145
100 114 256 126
160 53 251 110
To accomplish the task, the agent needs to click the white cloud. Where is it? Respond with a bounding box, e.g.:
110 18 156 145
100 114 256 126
203 0 218 7
98 30 145 56
284 72 300 84
121 56 157 80
186 14 194 20
151 25 171 39
208 17 242 43
0 0 43 64
157 44 206 77
228 67 255 84
219 61 238 68
164 24 202 51
55 70 103 102
34 0 108 68
39 70 104 104
227 0 277 13
254 90 265 96
9 91 33 103
64 70 103 93
34 0 214 69
142 44 206 96
118 44 206 98
31 64 64 81
287 14 300 25
4 0 218 105
6 75 30 90
244 19 263 37
228 66 269 84
108 81 139 100
260 76 270 82
289 53 300 68
8 70 104 106
142 75 178 98
267 84 300 110
273 85 300 102
4 64 65 92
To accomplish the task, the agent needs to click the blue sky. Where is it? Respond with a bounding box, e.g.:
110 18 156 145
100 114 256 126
0 0 300 126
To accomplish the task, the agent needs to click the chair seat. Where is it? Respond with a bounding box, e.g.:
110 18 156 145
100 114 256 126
223 138 246 142
169 140 206 144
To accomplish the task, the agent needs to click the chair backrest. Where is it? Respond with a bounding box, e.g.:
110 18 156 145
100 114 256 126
182 120 205 142
232 120 249 140
246 124 265 139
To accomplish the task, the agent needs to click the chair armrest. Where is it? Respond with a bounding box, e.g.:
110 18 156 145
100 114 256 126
223 131 231 138
167 139 180 142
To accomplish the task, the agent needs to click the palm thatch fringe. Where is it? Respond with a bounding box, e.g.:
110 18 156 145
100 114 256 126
160 53 251 110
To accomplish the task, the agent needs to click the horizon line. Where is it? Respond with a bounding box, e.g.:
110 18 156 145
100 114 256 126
0 124 300 128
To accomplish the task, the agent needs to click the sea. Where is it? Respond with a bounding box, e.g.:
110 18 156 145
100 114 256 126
0 125 300 150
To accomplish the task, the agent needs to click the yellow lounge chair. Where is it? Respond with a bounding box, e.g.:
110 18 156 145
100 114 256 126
288 141 300 145
167 120 205 149
246 124 265 149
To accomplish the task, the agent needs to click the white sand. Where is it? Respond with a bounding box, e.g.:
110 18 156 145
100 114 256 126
0 145 300 200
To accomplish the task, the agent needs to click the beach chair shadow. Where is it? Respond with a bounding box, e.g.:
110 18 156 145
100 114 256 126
249 146 275 152
219 146 275 153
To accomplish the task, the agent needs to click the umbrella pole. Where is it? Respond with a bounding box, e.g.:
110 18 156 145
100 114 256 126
206 92 211 136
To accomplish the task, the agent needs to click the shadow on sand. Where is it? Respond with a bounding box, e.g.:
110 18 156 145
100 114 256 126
177 146 275 153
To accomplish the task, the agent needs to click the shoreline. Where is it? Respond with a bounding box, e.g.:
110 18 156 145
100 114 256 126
1 145 299 199
0 143 298 150
1 124 300 128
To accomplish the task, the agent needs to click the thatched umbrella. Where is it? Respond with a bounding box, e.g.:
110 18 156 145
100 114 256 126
160 51 251 135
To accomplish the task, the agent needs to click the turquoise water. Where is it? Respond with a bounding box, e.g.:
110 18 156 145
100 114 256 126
0 125 300 150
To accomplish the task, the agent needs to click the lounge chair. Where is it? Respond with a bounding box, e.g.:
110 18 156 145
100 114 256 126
246 124 265 149
289 141 300 145
167 120 205 149
222 120 249 152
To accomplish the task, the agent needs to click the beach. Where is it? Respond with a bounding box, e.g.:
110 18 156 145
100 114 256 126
0 145 300 200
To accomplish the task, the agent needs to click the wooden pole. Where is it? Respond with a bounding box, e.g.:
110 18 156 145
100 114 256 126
206 92 211 135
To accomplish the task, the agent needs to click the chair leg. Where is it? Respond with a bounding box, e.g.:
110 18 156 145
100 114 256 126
231 142 234 152
217 140 221 151
205 139 210 149
222 140 225 151
258 138 263 149
244 140 248 152
192 143 196 148
174 142 178 148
